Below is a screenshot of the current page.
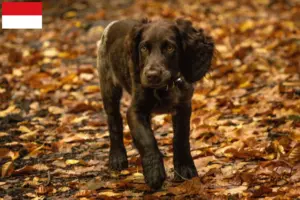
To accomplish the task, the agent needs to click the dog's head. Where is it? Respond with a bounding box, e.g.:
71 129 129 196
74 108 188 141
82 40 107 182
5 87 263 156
128 19 214 89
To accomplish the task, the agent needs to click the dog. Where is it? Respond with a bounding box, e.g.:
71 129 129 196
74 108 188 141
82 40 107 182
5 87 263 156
97 18 214 190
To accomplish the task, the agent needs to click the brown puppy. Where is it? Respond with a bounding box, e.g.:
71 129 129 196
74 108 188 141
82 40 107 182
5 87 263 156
97 19 214 190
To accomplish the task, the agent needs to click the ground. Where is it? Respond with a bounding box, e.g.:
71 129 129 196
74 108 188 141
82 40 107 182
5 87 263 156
0 0 299 199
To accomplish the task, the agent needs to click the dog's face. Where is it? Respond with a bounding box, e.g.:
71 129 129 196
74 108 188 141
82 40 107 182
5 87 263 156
138 21 180 89
128 19 214 88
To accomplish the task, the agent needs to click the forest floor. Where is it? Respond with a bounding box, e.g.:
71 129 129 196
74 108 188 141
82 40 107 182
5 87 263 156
0 0 299 199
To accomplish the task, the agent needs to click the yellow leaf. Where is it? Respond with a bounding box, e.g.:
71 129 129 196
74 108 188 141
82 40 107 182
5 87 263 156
239 20 255 32
120 170 130 175
7 151 19 161
64 11 77 18
283 21 295 30
263 153 275 160
239 81 251 88
65 159 80 165
25 145 44 159
0 105 18 117
133 172 144 178
58 186 70 192
75 21 81 28
84 85 100 94
19 131 37 141
18 126 31 133
58 52 70 58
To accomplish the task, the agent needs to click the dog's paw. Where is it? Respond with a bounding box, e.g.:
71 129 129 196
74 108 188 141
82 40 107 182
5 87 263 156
174 163 198 181
109 148 128 171
142 156 166 190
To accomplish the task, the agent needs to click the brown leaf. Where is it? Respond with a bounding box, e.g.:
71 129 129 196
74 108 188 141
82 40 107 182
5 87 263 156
52 160 67 168
290 168 300 183
288 187 300 198
1 161 14 177
14 164 48 175
0 148 10 159
288 143 300 163
36 185 53 195
61 133 92 143
68 102 97 113
48 106 65 115
82 178 104 190
60 73 77 85
224 185 248 195
168 177 204 195
74 190 95 197
252 186 272 198
26 73 50 89
98 191 121 197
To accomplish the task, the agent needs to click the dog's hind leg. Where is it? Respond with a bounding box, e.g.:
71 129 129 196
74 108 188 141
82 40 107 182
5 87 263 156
99 69 128 171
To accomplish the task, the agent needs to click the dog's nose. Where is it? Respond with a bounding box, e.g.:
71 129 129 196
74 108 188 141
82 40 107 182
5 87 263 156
146 70 161 84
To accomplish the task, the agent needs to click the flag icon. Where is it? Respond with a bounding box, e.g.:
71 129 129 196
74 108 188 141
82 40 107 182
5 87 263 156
2 2 42 29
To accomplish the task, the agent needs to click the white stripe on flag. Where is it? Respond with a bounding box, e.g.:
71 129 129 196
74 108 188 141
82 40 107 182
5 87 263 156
2 16 42 29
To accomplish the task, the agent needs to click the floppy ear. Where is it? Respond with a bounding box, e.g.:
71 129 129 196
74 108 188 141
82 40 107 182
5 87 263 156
176 19 214 83
127 19 149 73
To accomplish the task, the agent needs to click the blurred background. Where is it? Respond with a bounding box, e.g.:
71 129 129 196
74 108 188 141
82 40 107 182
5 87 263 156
0 0 299 199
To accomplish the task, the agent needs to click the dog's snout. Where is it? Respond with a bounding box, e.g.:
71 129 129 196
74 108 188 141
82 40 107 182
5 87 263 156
146 70 161 84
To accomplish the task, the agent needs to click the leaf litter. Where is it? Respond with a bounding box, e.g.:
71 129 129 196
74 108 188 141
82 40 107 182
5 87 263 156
0 0 299 199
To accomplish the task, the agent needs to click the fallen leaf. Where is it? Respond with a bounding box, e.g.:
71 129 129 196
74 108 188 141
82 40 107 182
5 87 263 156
36 185 53 195
83 85 100 94
239 20 255 32
1 162 14 177
48 106 65 115
65 159 80 165
74 190 94 197
288 143 300 163
224 185 248 195
98 191 120 197
0 105 18 117
52 160 67 168
43 48 58 57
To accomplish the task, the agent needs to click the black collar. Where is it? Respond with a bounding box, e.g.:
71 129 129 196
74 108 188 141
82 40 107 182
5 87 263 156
163 74 184 91
153 74 184 101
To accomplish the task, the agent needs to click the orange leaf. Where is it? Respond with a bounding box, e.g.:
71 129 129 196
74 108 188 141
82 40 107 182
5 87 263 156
1 161 14 177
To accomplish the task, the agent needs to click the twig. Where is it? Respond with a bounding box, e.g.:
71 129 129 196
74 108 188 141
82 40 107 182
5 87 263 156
46 171 51 186
174 169 189 181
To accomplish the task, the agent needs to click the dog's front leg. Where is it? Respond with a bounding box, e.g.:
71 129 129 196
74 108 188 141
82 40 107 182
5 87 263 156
127 104 166 190
172 102 198 181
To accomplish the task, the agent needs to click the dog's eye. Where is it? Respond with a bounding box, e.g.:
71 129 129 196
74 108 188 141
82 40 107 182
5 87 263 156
166 45 175 53
140 46 148 53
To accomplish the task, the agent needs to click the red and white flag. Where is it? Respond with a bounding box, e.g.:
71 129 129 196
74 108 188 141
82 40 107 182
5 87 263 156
2 2 42 29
